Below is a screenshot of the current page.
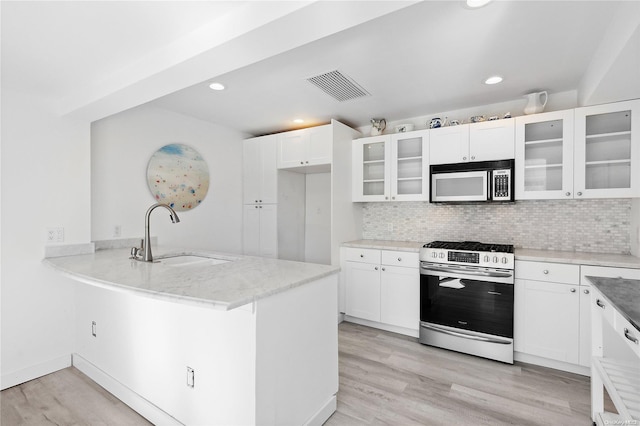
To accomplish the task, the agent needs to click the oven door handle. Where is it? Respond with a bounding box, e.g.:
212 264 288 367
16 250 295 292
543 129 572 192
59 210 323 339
420 265 512 279
421 323 512 345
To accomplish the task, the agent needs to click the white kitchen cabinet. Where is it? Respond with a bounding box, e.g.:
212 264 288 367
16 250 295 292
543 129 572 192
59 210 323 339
514 260 581 364
515 110 575 200
345 260 381 322
430 119 514 165
380 264 419 331
277 125 332 170
579 265 640 367
243 135 277 205
343 247 419 335
243 204 277 258
352 130 429 202
573 99 640 198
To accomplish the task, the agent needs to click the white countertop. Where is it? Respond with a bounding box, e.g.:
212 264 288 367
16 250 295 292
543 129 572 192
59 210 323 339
44 247 339 310
341 240 640 269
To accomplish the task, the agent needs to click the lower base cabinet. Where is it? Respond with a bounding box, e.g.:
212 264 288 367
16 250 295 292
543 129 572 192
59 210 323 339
343 247 419 334
515 261 640 372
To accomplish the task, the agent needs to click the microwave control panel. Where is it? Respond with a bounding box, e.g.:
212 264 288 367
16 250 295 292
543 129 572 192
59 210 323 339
492 169 511 201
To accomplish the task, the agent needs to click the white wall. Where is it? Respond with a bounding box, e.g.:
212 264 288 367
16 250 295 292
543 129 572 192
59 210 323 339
1 88 92 388
91 104 244 253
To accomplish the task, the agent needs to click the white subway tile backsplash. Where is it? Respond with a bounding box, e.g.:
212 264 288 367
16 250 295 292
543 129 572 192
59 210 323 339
362 199 632 254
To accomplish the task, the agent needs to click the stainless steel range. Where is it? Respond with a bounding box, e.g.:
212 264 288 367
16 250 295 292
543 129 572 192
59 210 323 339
419 241 515 363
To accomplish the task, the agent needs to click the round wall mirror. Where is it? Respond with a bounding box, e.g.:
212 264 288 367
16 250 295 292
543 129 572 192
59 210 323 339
147 143 209 211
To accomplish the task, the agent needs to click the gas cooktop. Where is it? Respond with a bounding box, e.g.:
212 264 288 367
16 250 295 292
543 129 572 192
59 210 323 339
423 241 514 254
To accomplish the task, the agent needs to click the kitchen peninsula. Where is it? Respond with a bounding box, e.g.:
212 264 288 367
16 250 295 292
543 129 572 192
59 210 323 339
44 247 339 426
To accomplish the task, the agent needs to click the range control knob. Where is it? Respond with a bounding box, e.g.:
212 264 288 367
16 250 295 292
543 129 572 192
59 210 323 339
439 252 445 259
493 256 498 263
501 257 508 264
432 252 437 258
483 255 490 262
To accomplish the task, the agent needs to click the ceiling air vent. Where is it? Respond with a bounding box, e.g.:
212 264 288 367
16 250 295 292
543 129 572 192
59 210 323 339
306 70 370 102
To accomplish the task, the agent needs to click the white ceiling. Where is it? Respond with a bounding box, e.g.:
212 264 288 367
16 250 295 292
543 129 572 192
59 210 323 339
3 1 639 137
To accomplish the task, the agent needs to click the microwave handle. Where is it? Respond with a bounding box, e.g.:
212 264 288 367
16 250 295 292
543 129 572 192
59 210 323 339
487 170 493 201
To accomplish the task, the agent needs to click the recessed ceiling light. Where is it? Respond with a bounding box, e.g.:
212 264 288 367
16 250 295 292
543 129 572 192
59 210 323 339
466 0 492 8
293 119 305 124
484 76 503 85
208 82 225 91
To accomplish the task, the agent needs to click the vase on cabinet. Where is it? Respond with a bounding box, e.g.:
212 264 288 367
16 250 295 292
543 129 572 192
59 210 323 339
523 91 548 115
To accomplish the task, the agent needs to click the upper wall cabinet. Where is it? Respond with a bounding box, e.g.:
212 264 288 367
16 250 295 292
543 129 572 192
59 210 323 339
515 99 640 200
352 129 429 202
277 125 332 171
573 99 640 198
430 119 515 165
515 110 575 200
243 134 278 205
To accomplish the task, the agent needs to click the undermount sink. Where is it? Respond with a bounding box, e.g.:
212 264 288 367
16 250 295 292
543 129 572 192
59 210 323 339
158 255 231 267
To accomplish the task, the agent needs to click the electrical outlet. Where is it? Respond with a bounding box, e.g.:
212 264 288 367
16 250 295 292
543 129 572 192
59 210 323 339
91 321 97 337
113 225 121 238
186 366 195 388
46 227 64 243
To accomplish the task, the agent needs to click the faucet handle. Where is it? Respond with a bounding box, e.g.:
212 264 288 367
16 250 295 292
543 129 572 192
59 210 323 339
130 240 144 260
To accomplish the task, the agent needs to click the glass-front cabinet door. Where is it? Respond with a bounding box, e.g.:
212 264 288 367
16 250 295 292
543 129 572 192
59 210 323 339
352 135 390 202
515 110 574 200
574 99 640 198
390 130 429 201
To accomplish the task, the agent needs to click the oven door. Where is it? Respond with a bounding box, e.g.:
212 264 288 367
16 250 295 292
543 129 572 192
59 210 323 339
420 264 514 338
431 170 488 202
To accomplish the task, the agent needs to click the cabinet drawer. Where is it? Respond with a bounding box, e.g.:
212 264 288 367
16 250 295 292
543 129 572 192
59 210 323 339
344 247 381 264
381 250 419 268
614 309 640 358
515 260 579 284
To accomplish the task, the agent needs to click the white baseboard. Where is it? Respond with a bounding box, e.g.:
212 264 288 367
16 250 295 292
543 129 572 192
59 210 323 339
343 316 419 338
304 395 337 426
1 354 71 390
514 352 591 376
72 354 183 426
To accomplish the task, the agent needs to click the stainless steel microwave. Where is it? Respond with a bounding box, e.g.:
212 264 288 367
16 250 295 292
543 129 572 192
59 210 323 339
430 159 514 203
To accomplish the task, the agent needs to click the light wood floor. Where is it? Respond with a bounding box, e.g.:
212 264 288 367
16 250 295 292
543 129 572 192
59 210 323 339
2 322 608 425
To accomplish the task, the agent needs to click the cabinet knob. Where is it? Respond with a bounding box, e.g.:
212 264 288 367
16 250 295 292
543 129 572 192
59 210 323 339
255 205 258 209
543 270 549 274
463 156 467 161
259 206 262 209
259 200 262 203
392 196 395 200
255 200 258 203
381 267 386 271
596 299 605 309
471 156 475 160
305 161 309 164
385 196 389 200
397 257 402 261
360 254 364 258
577 191 582 196
584 289 590 294
374 266 378 271
565 192 571 197
300 161 304 165
570 288 576 293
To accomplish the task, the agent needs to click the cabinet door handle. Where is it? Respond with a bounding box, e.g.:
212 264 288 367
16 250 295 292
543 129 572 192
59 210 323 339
624 328 639 344
570 288 576 293
596 299 605 309
583 289 590 295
